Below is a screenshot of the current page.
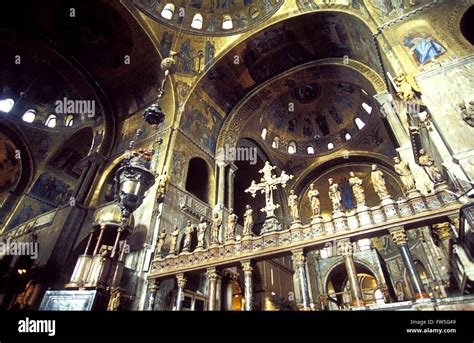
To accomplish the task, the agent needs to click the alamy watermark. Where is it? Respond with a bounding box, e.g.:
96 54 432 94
216 144 257 165
55 97 96 118
18 317 55 337
0 239 38 260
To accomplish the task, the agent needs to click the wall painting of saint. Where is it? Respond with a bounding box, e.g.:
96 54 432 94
403 31 447 66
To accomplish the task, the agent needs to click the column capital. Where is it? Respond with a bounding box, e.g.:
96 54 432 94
228 162 238 173
292 250 306 268
216 160 228 168
148 280 160 292
241 260 253 274
389 226 408 246
337 238 354 257
176 273 187 288
432 222 453 241
206 267 219 281
448 214 459 229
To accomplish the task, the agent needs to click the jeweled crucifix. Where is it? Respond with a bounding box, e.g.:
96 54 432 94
245 161 293 218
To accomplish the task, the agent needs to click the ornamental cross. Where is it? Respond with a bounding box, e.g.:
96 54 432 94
245 161 293 218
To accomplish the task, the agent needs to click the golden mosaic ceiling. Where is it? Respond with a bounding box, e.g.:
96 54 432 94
0 132 21 195
134 0 284 36
258 79 374 156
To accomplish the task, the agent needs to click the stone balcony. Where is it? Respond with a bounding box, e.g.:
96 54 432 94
149 186 463 280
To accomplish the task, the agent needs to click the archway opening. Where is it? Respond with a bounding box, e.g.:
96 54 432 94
185 157 211 204
460 6 474 45
325 261 382 309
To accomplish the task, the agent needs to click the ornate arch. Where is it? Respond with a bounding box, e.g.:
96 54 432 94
321 257 385 295
216 59 386 155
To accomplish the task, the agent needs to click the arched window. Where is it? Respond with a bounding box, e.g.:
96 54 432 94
307 145 315 154
0 98 14 113
186 158 210 203
261 128 267 140
191 13 203 29
222 15 233 30
45 114 57 128
344 132 352 141
272 136 279 149
460 6 474 45
327 142 334 150
65 114 74 127
161 4 175 20
355 117 365 130
288 141 296 154
22 109 36 123
362 102 372 114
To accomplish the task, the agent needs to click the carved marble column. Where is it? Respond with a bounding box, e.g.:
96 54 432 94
241 260 253 311
216 273 222 310
374 92 433 193
175 273 187 311
74 152 106 203
217 161 227 207
337 239 365 307
389 227 430 299
146 280 159 311
227 164 237 210
292 250 311 310
432 222 453 258
374 92 410 146
207 267 218 311
225 281 233 311
92 224 106 256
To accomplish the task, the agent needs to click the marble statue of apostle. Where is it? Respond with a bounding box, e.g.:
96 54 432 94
328 178 342 212
459 101 474 127
156 171 170 202
226 208 238 241
394 73 418 102
211 213 222 245
182 221 194 252
348 172 366 206
243 205 254 236
197 216 208 249
288 190 300 221
371 164 390 199
169 226 180 255
155 229 167 257
418 149 443 184
307 183 321 216
393 157 416 192
107 289 121 311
